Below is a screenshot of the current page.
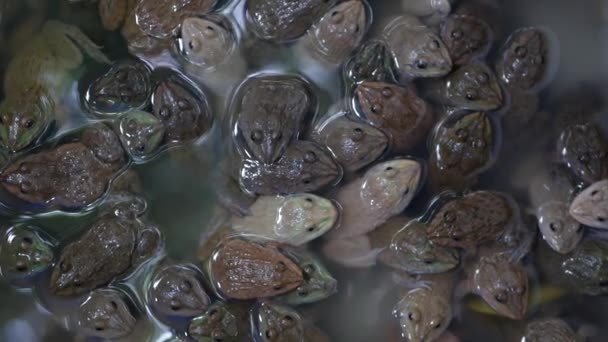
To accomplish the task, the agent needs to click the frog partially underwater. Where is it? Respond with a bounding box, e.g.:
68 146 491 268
569 179 608 230
0 224 54 281
343 40 396 89
557 123 608 186
439 14 493 66
522 318 581 342
117 110 166 162
181 16 236 69
251 300 328 342
147 264 211 317
188 301 251 342
400 0 453 25
77 287 137 339
0 20 110 152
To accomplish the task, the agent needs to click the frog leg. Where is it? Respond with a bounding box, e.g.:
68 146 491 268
45 20 111 68
132 225 163 265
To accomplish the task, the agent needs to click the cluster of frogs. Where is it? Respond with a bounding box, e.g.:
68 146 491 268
0 0 607 341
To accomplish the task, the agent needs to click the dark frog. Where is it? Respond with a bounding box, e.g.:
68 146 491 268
152 76 212 144
0 224 54 280
1 124 127 210
557 123 608 185
246 0 335 43
343 40 396 87
77 288 137 339
239 140 341 196
440 14 493 66
147 264 211 317
561 239 608 296
188 302 251 342
251 300 304 342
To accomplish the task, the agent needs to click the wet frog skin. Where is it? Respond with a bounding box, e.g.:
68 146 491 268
152 76 212 143
0 20 110 152
427 191 513 251
239 140 341 196
236 77 314 164
181 16 235 68
0 225 54 280
86 60 152 115
561 239 608 296
246 0 335 43
148 264 211 317
118 110 166 161
77 288 137 339
537 202 583 255
523 318 580 342
355 81 434 153
188 302 251 342
440 14 492 66
312 113 388 173
496 27 550 91
134 0 217 39
570 179 608 230
208 238 303 300
557 123 608 185
252 300 304 342
308 1 368 64
1 124 126 210
343 40 396 86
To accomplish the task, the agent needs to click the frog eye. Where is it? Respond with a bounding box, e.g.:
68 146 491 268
434 322 442 329
303 264 315 275
297 286 309 296
306 226 316 232
381 87 393 98
270 130 282 141
304 151 317 163
371 103 383 114
20 117 35 129
170 299 182 311
415 60 428 69
428 39 440 50
250 130 263 143
352 127 364 141
477 72 489 83
494 291 508 303
19 236 33 250
408 309 421 322
465 89 478 101
514 46 527 58
19 182 32 194
134 142 147 152
188 39 201 52
549 221 561 232
330 10 343 23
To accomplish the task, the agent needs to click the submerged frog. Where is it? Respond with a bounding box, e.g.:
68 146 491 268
246 0 335 43
231 193 339 246
496 27 552 92
426 191 513 251
117 110 166 162
326 158 423 240
86 60 152 115
306 1 368 64
355 81 434 153
0 20 110 152
523 318 580 342
430 112 494 187
50 215 161 296
440 14 492 66
343 40 396 87
239 140 341 196
569 179 608 229
152 76 212 143
251 300 304 342
0 224 54 280
235 76 314 164
188 302 251 342
426 62 503 111
311 112 388 173
148 264 211 317
560 239 608 295
134 0 217 39
181 16 235 68
77 288 137 339
208 238 303 300
383 15 452 80
557 123 608 185
1 124 127 210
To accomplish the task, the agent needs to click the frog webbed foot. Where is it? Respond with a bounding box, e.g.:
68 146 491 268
132 225 163 265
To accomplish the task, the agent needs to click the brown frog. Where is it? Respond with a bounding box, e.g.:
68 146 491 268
556 123 608 185
343 40 396 87
522 318 580 342
440 14 492 66
426 191 513 251
251 300 305 342
188 301 251 342
239 140 341 196
134 0 217 39
235 76 314 164
496 27 551 92
77 288 137 339
147 264 210 317
98 0 137 31
355 81 434 153
246 0 336 43
1 124 127 210
208 238 304 300
430 112 494 187
50 215 162 296
152 76 212 144
311 112 388 173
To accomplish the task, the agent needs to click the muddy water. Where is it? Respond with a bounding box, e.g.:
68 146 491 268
0 0 608 341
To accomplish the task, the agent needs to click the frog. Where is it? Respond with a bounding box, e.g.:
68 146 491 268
560 239 608 296
0 224 54 280
1 123 127 210
275 245 338 305
400 0 453 25
0 20 110 152
251 300 304 342
522 318 581 342
134 0 217 39
426 191 514 251
343 40 396 88
50 213 162 296
207 237 304 300
325 158 423 240
235 76 315 164
231 193 339 246
245 0 336 43
306 1 368 64
188 301 251 342
85 59 152 116
569 179 608 229
354 81 434 153
383 15 452 80
77 287 137 339
98 0 136 31
556 123 608 185
495 27 551 92
425 62 504 112
180 16 236 68
147 264 211 317
152 76 212 144
239 140 341 196
117 110 166 162
311 112 388 173
429 112 494 188
439 14 493 66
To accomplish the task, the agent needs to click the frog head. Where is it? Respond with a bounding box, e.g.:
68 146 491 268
561 239 608 295
0 93 52 152
148 265 210 317
188 303 240 342
393 287 452 342
538 202 583 254
118 110 165 160
77 288 137 339
0 225 54 279
569 179 608 230
253 301 304 342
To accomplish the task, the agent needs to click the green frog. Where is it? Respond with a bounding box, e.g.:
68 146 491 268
557 123 608 185
343 40 396 88
439 14 492 66
569 179 608 230
117 110 166 162
181 16 236 68
188 301 251 342
0 224 54 281
0 20 110 152
147 264 211 317
77 287 137 339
